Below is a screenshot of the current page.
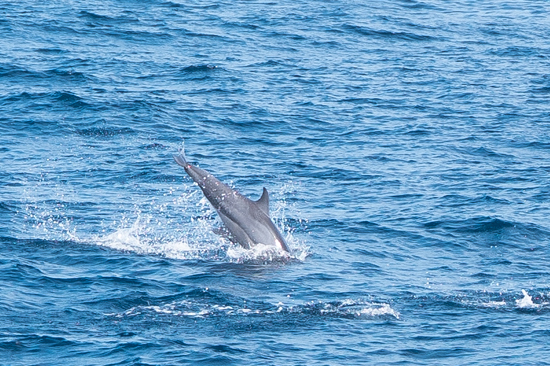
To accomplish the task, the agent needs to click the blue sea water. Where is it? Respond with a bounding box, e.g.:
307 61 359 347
2 0 550 364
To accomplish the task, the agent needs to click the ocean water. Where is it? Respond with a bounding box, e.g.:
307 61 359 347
2 0 550 364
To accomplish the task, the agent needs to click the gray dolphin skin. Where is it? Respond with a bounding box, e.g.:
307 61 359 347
174 151 290 252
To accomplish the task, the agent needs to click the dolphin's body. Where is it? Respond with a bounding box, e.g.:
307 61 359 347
174 152 289 252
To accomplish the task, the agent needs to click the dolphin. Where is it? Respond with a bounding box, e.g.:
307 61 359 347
174 151 289 252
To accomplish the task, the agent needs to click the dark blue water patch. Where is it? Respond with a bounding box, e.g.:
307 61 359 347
342 23 439 42
398 347 476 361
510 140 550 150
222 19 262 32
530 189 550 202
399 0 444 11
530 85 550 95
181 64 220 74
424 216 514 233
489 46 542 58
100 27 175 44
529 74 550 87
4 334 78 350
78 10 140 26
82 289 164 314
245 59 292 69
206 344 248 355
264 30 308 43
53 91 87 105
423 216 550 248
170 26 235 42
185 87 246 97
75 125 136 138
1 120 75 142
0 60 94 85
0 64 39 79
352 258 387 276
2 238 108 265
437 194 512 209
169 64 225 81
38 21 83 38
450 145 517 160
2 91 91 112
157 1 186 9
140 142 168 150
338 97 385 106
46 68 89 83
0 200 17 215
288 165 366 181
35 47 68 54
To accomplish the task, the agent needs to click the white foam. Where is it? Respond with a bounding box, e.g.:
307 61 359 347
99 218 143 252
359 303 400 318
96 210 309 262
225 243 291 263
303 299 400 319
340 300 400 319
108 297 399 320
481 300 507 308
516 289 540 309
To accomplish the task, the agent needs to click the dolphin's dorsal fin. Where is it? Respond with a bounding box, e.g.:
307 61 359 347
256 187 270 216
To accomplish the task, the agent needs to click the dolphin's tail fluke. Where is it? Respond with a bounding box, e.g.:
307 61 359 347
173 144 189 168
174 153 189 168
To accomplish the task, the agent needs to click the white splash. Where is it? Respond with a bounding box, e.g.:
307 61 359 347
94 211 309 262
99 217 144 252
516 289 539 309
226 243 290 263
95 179 310 263
21 173 308 264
